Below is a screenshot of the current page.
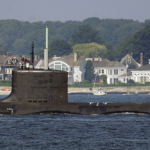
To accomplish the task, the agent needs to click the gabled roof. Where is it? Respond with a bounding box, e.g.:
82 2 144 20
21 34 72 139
120 54 140 68
35 54 85 68
132 64 150 71
0 55 21 66
93 59 125 68
93 59 109 67
107 61 125 67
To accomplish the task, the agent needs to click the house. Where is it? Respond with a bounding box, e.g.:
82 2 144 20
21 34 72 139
92 58 126 84
120 53 141 68
34 53 86 84
131 62 150 84
0 52 22 80
118 70 133 83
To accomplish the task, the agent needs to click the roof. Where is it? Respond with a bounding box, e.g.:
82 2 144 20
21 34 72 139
35 54 85 68
120 54 140 68
132 64 150 71
93 59 125 68
0 55 21 66
118 71 132 77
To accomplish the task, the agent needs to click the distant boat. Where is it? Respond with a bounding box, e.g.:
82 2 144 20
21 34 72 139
93 75 106 95
93 89 106 95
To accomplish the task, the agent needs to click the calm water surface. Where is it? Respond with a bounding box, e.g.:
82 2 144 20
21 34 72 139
0 94 150 150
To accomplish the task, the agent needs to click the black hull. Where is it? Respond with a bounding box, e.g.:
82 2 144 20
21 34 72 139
1 69 150 115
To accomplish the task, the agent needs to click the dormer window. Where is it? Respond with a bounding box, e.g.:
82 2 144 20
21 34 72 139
49 62 69 72
8 58 11 64
12 57 16 64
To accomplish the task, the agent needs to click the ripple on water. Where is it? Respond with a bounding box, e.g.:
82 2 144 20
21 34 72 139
0 95 150 149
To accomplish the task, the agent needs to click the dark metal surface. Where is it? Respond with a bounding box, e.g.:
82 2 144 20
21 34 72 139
0 69 150 115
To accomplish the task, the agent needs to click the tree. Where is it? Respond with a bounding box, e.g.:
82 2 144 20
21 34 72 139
12 39 29 55
128 79 135 84
70 24 104 44
72 43 107 58
0 45 9 55
48 40 72 57
99 75 107 84
85 60 95 82
115 25 150 64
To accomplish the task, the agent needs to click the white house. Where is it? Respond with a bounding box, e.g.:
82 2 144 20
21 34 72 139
131 64 150 84
35 53 86 84
92 58 127 84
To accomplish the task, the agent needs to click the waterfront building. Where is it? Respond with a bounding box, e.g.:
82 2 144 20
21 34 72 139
92 58 126 84
35 53 86 84
131 63 150 84
0 52 21 80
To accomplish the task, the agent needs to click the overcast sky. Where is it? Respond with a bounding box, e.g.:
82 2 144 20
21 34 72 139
0 0 150 23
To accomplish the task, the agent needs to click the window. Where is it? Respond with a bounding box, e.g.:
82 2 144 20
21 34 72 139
5 68 13 74
8 58 11 64
121 69 124 71
110 69 112 75
49 64 54 69
114 69 118 75
99 70 101 73
0 75 2 80
110 78 112 84
55 64 61 70
102 69 104 74
114 78 118 84
49 62 69 72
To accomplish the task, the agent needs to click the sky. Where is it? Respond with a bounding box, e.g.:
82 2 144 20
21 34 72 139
0 0 150 23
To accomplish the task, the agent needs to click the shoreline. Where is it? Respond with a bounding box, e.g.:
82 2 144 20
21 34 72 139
0 91 11 95
1 86 150 95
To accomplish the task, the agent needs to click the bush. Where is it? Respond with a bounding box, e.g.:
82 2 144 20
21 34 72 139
0 80 12 86
128 79 135 84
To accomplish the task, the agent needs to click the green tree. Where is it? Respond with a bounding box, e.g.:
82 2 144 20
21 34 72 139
70 24 104 44
85 60 95 82
12 39 29 55
115 25 150 64
72 43 107 58
128 79 135 84
0 45 9 55
99 75 107 84
49 40 72 57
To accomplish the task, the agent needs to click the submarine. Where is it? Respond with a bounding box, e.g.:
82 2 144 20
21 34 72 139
1 27 150 115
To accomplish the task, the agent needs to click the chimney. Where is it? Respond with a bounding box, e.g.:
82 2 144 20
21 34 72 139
54 55 57 57
131 53 133 58
7 52 11 56
35 55 37 61
44 26 48 70
74 52 78 62
140 53 143 66
98 57 100 62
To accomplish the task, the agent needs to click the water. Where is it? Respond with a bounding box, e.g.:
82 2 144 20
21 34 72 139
0 94 150 150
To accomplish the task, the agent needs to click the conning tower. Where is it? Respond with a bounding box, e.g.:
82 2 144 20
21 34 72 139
2 26 68 104
8 70 68 104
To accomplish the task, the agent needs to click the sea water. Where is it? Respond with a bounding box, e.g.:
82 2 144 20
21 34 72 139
0 94 150 150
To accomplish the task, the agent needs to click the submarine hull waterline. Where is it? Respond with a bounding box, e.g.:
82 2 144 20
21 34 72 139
0 69 150 115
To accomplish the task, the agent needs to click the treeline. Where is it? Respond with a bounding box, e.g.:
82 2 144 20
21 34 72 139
114 25 150 65
0 18 150 56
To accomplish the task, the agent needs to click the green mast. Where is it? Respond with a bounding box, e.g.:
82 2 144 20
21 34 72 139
46 26 48 49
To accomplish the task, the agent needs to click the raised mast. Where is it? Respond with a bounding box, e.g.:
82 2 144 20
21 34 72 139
44 26 48 70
